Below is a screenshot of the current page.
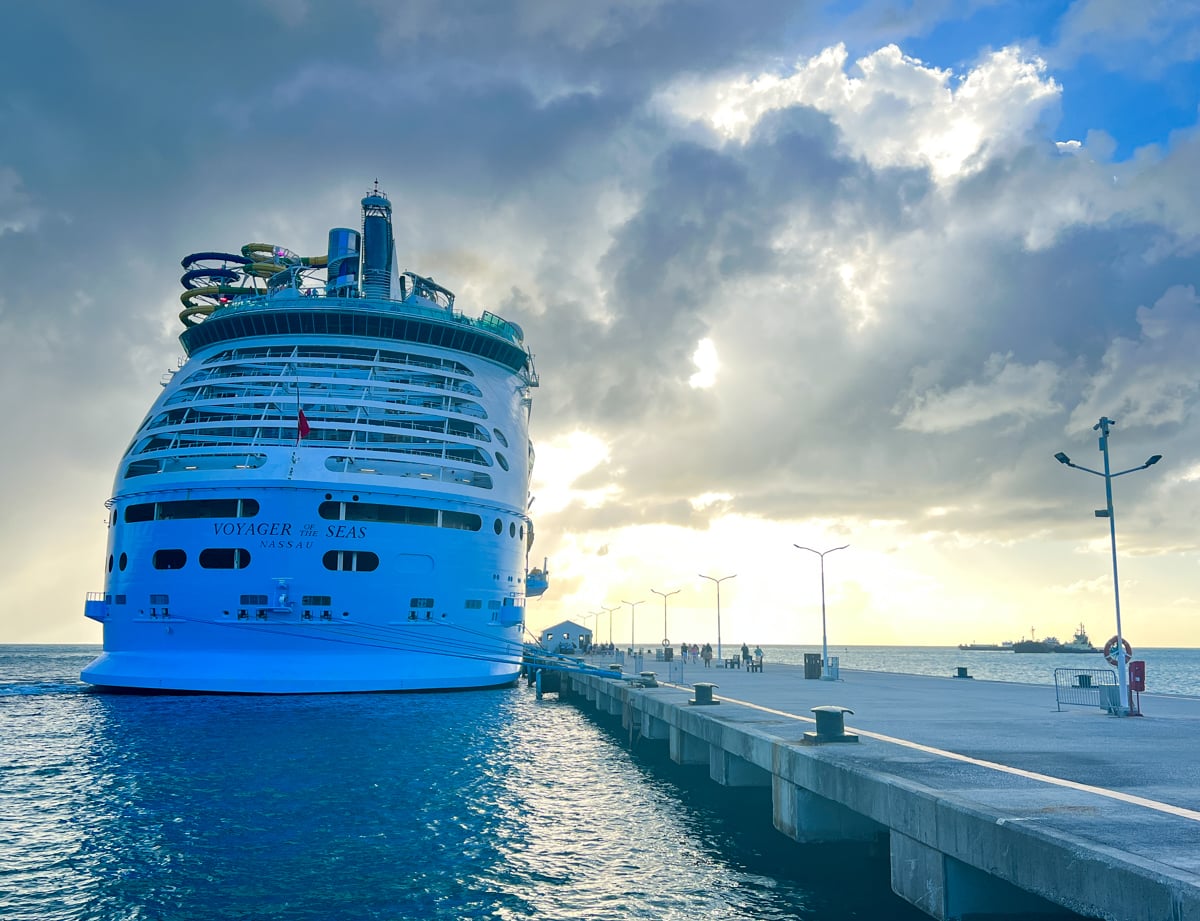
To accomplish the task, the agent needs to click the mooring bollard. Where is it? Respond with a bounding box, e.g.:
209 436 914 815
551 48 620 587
803 705 858 744
639 671 658 687
689 682 719 705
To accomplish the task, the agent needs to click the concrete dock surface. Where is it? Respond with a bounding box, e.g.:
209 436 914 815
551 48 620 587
565 657 1200 920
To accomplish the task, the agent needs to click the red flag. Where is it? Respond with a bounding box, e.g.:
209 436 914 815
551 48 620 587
297 408 311 440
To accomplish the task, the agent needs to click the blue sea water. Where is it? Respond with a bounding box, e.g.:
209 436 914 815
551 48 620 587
751 645 1200 696
1 645 926 921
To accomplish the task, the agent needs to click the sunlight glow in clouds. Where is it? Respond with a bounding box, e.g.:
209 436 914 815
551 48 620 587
658 44 1062 182
530 430 615 515
689 337 719 388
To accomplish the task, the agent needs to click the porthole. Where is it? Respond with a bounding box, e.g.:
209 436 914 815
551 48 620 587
118 552 128 571
519 525 524 540
107 554 114 573
493 429 509 448
509 522 516 538
494 518 503 535
496 452 509 471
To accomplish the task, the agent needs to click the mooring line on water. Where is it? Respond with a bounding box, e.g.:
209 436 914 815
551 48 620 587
699 692 1200 824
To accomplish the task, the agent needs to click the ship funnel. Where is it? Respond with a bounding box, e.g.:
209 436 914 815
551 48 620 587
360 185 393 299
325 228 360 296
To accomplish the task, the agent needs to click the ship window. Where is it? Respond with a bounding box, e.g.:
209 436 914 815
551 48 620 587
509 522 516 538
240 594 268 605
107 554 114 573
150 594 170 604
118 552 128 571
495 452 509 471
410 597 434 608
302 595 332 605
320 501 438 526
488 600 501 609
199 548 251 569
465 599 482 609
126 498 260 522
152 549 187 570
441 511 482 531
115 594 126 604
493 428 509 448
519 525 524 540
322 550 379 572
126 459 163 478
493 518 503 535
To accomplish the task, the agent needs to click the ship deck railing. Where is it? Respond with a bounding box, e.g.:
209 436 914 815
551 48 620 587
208 289 527 348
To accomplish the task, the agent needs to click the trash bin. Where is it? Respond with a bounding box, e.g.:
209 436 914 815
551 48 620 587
663 646 674 662
804 653 823 680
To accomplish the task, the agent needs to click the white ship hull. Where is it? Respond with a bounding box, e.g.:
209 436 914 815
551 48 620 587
82 188 541 693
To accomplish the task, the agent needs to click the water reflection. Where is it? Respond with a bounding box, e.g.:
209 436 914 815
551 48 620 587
3 648 926 920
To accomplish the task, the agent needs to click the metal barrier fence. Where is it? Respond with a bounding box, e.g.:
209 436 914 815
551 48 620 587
1054 668 1120 713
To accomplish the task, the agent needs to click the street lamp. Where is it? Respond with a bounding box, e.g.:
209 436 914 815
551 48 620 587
793 543 849 680
1054 416 1161 716
602 605 619 646
651 588 680 645
622 599 644 650
699 573 736 661
585 611 602 650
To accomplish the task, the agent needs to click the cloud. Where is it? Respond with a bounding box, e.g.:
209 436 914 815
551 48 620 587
896 353 1063 433
656 43 1061 181
3 3 1200 645
1069 285 1200 430
1055 0 1200 74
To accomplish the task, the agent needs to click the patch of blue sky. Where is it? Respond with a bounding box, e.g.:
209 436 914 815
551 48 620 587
1051 56 1200 159
821 1 1198 160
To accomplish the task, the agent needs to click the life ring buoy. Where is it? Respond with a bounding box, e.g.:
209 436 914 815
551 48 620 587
1103 635 1132 666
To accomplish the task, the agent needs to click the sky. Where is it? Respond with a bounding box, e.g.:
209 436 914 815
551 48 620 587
3 0 1200 649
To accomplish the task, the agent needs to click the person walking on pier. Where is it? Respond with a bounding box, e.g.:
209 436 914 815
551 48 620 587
701 643 712 667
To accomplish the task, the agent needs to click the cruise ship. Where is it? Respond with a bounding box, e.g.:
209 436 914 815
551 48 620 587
81 186 546 692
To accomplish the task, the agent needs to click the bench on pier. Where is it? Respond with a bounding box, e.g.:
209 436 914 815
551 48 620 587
748 656 763 673
723 656 741 669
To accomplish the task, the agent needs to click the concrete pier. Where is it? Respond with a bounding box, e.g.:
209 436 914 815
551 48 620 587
553 661 1200 921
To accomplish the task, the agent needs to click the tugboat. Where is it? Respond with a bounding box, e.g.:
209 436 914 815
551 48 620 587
1057 623 1099 654
1011 628 1060 653
1010 624 1099 654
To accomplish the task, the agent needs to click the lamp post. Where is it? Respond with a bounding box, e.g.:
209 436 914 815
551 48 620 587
1055 417 1161 716
586 611 602 650
602 605 619 647
793 544 849 680
651 588 680 644
699 573 736 661
622 599 644 651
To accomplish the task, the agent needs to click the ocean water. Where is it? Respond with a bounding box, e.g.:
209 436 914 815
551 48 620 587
750 645 1200 696
1 645 924 921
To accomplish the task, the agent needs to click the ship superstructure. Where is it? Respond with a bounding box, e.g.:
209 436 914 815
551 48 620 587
82 186 546 692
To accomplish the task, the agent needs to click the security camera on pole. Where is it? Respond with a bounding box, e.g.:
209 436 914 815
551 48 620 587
1054 417 1161 716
